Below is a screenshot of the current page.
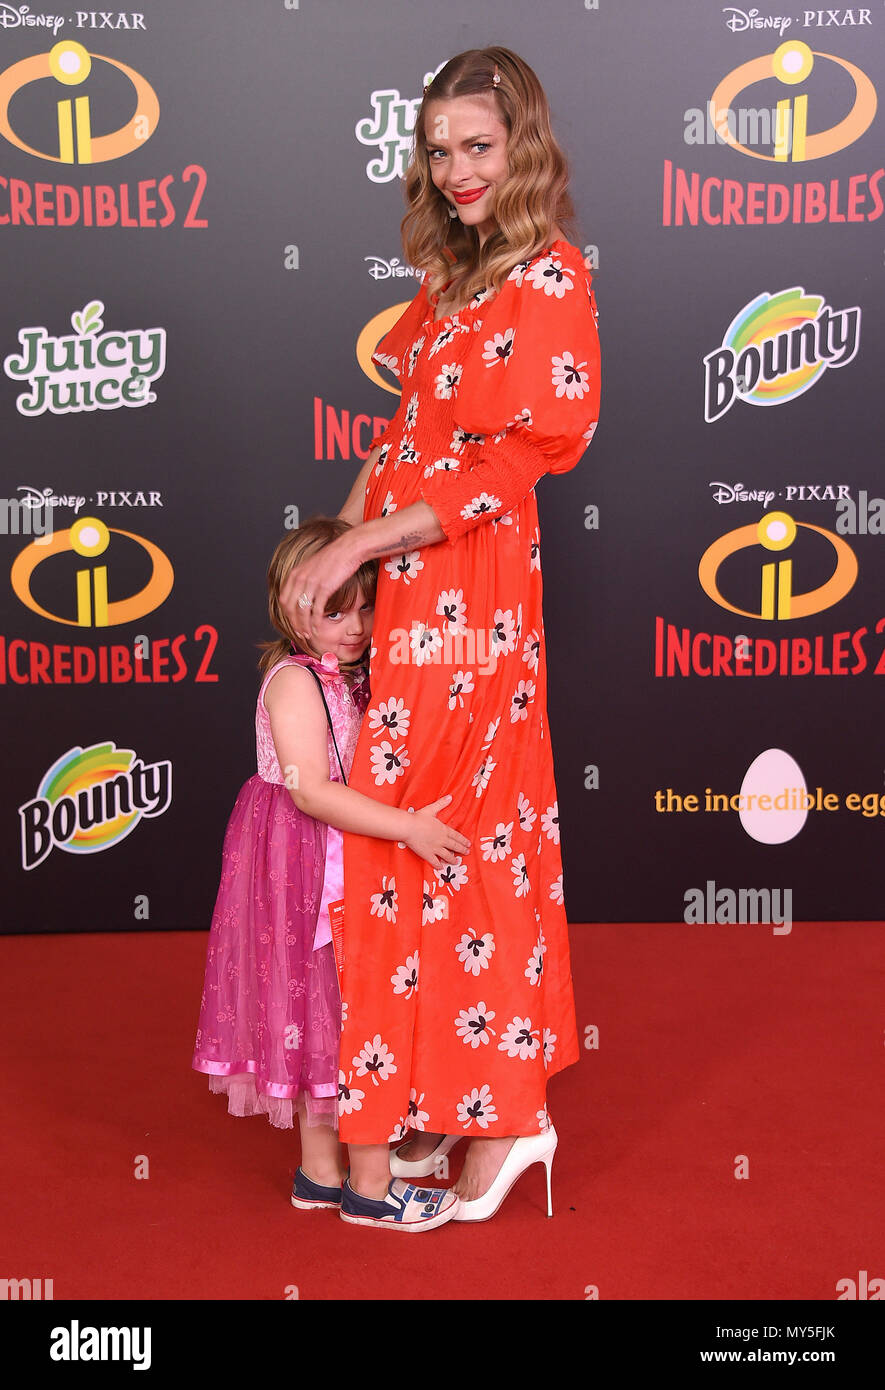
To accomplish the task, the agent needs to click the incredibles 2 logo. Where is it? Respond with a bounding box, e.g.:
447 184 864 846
653 511 885 678
0 41 208 228
663 41 882 227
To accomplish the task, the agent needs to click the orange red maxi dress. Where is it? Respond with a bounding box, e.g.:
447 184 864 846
337 238 600 1144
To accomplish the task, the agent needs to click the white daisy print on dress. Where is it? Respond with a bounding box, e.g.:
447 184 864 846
457 1084 498 1129
481 717 500 750
423 456 461 480
511 852 531 898
583 419 598 444
517 791 537 834
459 491 502 523
353 1034 398 1086
481 328 515 368
405 392 419 429
456 928 496 975
447 669 475 710
384 550 424 584
542 1029 557 1070
435 856 469 893
338 1069 365 1115
407 337 425 376
434 362 462 399
530 526 541 573
370 874 398 922
498 1016 541 1060
490 609 518 658
422 881 448 924
450 427 485 453
506 258 534 288
367 696 410 742
391 952 419 999
510 679 536 722
525 933 547 987
374 443 390 477
388 1117 409 1143
397 435 421 466
552 352 590 400
370 740 410 786
437 588 468 635
480 821 513 863
525 256 575 297
549 873 564 907
537 1106 552 1133
405 1090 430 1133
491 407 533 444
379 490 397 519
472 753 497 798
428 322 470 358
455 1003 497 1048
541 801 560 845
522 630 540 675
410 621 443 666
374 352 398 375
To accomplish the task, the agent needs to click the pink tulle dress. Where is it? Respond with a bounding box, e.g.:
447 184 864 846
192 649 370 1129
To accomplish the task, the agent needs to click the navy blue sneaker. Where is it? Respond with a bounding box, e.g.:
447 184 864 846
339 1178 460 1230
291 1166 344 1210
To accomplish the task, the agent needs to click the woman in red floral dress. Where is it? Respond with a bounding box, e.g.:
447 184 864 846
281 45 600 1229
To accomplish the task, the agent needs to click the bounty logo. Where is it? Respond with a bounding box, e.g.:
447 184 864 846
704 287 860 422
3 301 166 416
19 741 172 870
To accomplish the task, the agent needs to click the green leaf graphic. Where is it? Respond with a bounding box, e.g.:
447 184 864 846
71 300 105 336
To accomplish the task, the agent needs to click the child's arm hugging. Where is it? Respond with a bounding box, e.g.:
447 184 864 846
264 664 471 871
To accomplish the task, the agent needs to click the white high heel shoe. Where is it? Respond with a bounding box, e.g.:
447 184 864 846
452 1125 558 1222
389 1133 462 1179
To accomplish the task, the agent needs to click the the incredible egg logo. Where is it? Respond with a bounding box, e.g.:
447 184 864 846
739 748 808 844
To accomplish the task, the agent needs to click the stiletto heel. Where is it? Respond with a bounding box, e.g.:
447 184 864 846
452 1124 558 1222
543 1150 553 1218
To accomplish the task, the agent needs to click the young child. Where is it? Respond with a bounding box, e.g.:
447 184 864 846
192 517 469 1227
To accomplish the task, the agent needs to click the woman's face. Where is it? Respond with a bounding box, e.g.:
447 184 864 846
424 94 509 247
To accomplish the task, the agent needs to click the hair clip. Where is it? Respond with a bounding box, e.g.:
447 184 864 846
491 68 500 86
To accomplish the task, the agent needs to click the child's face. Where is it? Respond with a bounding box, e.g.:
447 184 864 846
308 585 375 662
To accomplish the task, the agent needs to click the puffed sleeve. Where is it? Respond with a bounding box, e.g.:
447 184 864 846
419 249 600 543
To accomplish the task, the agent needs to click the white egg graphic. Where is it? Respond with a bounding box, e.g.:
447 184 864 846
739 748 808 844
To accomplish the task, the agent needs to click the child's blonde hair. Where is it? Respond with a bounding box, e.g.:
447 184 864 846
258 516 379 676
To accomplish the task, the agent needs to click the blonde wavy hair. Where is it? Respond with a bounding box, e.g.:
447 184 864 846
258 516 378 677
402 45 578 306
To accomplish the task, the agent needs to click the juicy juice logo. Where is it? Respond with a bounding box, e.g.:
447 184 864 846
3 300 166 416
704 287 860 422
19 740 172 870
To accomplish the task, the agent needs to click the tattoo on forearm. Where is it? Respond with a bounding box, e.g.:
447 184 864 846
365 529 428 558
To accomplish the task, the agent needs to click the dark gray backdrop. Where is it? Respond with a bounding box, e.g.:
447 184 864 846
2 0 882 931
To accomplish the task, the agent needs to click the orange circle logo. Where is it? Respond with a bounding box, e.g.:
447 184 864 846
0 43 159 164
710 43 876 162
11 519 173 627
698 511 857 620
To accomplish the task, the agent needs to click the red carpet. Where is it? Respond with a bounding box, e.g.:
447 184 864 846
4 923 884 1300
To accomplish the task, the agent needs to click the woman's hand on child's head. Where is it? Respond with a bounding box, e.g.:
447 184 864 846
404 794 472 870
280 532 364 645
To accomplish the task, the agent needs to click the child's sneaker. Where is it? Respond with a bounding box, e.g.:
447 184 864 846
291 1166 344 1210
339 1177 459 1231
